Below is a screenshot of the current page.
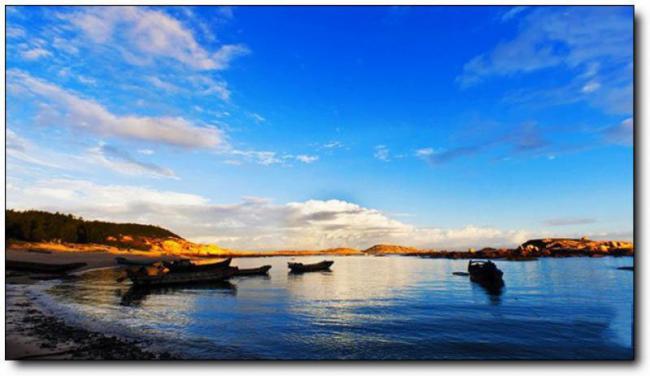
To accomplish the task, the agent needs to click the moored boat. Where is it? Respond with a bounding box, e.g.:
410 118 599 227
6 260 87 274
234 265 272 276
288 260 334 273
125 264 237 287
162 258 232 273
468 260 504 290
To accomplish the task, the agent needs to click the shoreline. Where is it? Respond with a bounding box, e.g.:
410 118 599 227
6 272 177 360
6 237 635 264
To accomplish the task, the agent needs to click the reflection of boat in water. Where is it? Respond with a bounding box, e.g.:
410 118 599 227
288 260 333 273
6 260 87 274
120 280 237 306
468 260 504 293
235 265 272 276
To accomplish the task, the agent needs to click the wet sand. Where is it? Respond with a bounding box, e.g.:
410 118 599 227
5 271 176 360
5 248 185 360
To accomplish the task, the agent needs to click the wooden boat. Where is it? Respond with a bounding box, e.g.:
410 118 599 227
126 265 237 287
162 258 231 273
288 260 334 273
234 265 272 276
468 260 504 290
6 260 87 274
115 256 156 267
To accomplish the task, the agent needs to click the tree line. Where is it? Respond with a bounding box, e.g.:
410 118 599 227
5 209 180 244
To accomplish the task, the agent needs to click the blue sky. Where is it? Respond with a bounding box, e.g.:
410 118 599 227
6 6 633 250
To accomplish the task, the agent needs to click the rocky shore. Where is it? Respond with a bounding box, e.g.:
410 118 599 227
6 272 176 360
416 238 634 259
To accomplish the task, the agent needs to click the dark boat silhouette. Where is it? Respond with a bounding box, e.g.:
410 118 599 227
288 260 333 273
162 258 232 273
235 265 272 276
125 263 237 287
468 260 504 292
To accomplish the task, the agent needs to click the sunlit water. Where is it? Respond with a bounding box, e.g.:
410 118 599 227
25 256 633 359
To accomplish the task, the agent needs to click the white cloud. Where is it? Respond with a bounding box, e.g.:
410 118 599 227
323 141 343 149
228 149 282 166
147 76 180 92
374 145 390 161
61 6 249 71
581 81 601 94
415 148 435 158
7 26 26 38
21 47 51 60
52 36 79 55
296 155 319 164
7 178 535 250
8 70 223 149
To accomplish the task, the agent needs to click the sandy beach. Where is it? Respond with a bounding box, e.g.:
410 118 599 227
6 271 177 360
5 247 187 360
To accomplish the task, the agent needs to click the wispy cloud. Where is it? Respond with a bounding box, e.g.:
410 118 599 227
249 112 266 124
500 6 528 22
89 143 178 179
458 7 632 115
296 155 319 164
21 47 51 60
602 118 633 146
8 70 224 149
374 145 390 161
416 122 557 166
60 6 250 71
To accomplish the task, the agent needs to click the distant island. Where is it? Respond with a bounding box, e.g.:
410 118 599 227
5 209 634 260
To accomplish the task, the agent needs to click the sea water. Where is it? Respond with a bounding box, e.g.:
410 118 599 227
32 256 634 359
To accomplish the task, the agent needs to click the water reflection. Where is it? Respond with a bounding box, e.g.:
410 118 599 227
40 256 633 359
119 281 237 307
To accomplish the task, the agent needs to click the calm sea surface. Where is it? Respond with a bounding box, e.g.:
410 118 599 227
32 256 633 359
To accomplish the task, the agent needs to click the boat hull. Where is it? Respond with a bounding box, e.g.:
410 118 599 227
468 260 505 291
288 260 334 273
235 265 272 276
163 258 232 273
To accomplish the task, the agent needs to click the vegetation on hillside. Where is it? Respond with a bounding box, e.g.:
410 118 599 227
5 210 181 247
